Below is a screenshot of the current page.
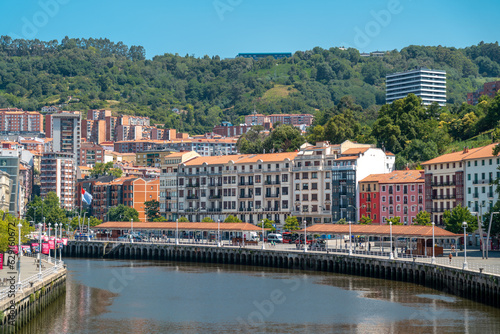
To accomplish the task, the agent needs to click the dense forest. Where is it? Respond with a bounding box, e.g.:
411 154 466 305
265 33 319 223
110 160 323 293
0 36 499 166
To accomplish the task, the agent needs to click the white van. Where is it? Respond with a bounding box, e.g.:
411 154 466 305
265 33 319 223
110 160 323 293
267 233 283 243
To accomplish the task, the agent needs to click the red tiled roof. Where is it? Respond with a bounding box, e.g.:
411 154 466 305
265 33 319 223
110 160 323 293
93 222 262 232
300 224 460 237
360 170 424 184
342 147 370 155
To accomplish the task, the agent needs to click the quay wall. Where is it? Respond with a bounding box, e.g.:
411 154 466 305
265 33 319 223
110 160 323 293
0 269 66 334
65 241 500 308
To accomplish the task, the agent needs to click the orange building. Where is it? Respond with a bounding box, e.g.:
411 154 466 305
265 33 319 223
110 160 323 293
123 178 160 222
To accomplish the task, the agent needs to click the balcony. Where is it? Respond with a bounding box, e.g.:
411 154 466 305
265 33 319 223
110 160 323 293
238 182 254 186
186 183 200 188
209 195 221 199
239 194 253 199
264 180 281 185
431 181 456 187
187 195 199 200
432 195 456 200
265 193 280 198
207 208 222 212
209 183 223 187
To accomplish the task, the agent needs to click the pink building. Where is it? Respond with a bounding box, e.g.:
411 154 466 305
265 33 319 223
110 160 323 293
359 170 425 225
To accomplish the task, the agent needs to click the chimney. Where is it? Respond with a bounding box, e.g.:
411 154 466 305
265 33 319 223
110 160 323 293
463 146 468 154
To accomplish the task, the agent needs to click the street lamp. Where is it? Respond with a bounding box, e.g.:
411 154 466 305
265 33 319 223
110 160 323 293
348 220 352 255
130 218 134 243
217 219 221 247
431 222 435 264
38 223 42 280
47 223 51 264
17 222 22 291
176 219 179 245
59 223 63 263
462 221 468 269
54 223 58 268
261 219 265 250
389 221 394 259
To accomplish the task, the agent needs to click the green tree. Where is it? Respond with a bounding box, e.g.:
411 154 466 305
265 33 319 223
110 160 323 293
153 216 168 222
108 204 140 222
386 216 403 225
359 215 373 225
178 217 189 222
283 216 300 231
201 217 214 222
144 200 160 221
414 211 432 225
443 205 477 233
0 213 34 253
42 192 68 226
224 215 242 223
90 162 122 178
263 125 305 153
336 218 347 224
257 218 276 232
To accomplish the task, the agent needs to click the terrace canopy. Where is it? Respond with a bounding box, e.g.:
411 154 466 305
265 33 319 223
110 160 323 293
299 224 462 256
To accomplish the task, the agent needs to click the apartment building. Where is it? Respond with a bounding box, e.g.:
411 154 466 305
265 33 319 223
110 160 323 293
0 150 20 215
0 170 12 212
175 152 297 226
463 143 499 213
40 152 76 210
0 109 43 135
467 81 500 105
359 170 425 224
386 67 447 106
82 119 106 144
136 150 175 168
80 142 105 167
292 142 338 224
45 112 81 164
189 138 238 156
159 151 200 221
268 114 314 127
332 147 395 223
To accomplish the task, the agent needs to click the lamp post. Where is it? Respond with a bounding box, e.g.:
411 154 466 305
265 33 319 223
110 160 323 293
54 223 58 267
431 222 435 264
389 221 394 259
130 218 134 243
59 223 62 263
176 219 179 245
486 211 499 259
17 222 22 291
462 221 468 269
38 223 42 280
47 223 51 264
348 220 352 255
217 219 221 247
261 219 265 250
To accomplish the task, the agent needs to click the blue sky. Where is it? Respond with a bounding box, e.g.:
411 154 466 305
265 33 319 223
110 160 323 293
0 0 498 59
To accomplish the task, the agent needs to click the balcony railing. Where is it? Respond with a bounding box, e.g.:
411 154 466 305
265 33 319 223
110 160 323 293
265 193 280 198
209 195 221 199
186 183 200 188
431 181 456 187
187 195 199 200
239 194 253 198
432 195 456 200
265 180 281 185
238 182 254 186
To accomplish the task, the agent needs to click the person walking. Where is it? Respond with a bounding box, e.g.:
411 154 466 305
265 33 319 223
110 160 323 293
449 252 453 264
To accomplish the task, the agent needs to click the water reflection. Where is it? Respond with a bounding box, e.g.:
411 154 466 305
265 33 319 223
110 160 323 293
17 259 500 334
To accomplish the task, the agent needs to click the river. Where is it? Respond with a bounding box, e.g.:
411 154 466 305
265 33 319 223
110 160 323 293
18 258 500 333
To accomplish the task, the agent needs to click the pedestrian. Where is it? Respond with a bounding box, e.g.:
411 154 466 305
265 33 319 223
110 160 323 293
449 252 453 264
368 243 371 252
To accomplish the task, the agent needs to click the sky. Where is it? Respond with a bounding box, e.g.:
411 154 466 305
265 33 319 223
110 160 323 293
0 0 498 59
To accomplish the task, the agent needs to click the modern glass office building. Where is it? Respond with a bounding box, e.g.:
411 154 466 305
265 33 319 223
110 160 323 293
386 68 447 106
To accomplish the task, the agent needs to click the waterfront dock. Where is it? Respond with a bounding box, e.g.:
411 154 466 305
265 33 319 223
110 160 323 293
0 255 66 334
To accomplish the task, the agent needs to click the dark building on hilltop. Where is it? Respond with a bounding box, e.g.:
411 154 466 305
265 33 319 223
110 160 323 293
236 53 292 60
467 81 500 105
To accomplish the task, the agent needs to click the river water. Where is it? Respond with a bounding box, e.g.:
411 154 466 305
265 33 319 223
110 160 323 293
18 258 500 333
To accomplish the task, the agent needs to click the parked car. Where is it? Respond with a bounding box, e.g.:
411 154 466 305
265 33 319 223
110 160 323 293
267 233 283 243
294 236 312 245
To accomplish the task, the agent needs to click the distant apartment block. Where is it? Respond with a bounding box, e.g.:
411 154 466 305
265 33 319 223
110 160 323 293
467 81 500 105
0 109 43 135
82 119 107 144
45 112 81 165
236 53 292 60
244 113 313 128
80 142 105 167
386 67 447 106
40 152 76 210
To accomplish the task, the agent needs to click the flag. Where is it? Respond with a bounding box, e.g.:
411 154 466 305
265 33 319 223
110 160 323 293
82 188 93 205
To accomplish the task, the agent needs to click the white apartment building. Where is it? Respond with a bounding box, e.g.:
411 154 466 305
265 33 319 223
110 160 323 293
332 147 395 223
292 142 338 224
159 151 199 221
386 67 447 106
463 143 499 214
175 152 297 226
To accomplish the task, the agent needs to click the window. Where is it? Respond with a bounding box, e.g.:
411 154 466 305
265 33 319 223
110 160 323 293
302 194 308 201
396 185 400 192
382 196 386 202
382 186 386 192
325 172 330 178
312 194 318 201
295 184 300 190
325 183 330 189
303 183 309 190
255 188 261 196
311 183 318 190
302 172 308 179
312 172 318 179
468 174 471 181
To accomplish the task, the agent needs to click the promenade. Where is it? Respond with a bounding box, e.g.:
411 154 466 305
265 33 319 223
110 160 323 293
78 237 500 276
